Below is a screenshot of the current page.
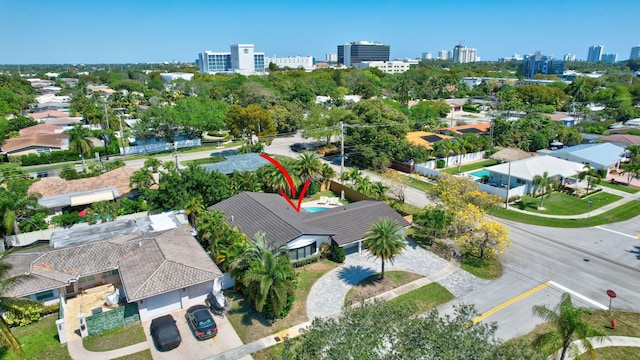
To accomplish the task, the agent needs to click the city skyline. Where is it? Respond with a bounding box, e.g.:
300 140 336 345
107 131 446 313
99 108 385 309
1 0 639 65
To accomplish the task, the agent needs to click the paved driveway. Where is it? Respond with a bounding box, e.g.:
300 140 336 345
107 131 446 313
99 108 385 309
143 308 246 360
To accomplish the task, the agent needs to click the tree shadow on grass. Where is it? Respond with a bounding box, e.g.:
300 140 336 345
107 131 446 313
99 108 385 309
225 290 273 327
337 265 377 286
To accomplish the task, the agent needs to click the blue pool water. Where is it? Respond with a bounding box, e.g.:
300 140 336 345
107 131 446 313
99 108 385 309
470 169 490 178
303 207 330 213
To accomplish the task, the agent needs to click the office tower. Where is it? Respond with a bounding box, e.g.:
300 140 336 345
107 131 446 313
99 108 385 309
630 45 640 60
198 44 265 75
438 50 448 60
601 53 617 63
587 45 604 62
337 41 390 66
326 53 337 62
564 53 576 62
522 51 564 79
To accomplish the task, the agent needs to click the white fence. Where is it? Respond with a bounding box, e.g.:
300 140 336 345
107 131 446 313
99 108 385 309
122 138 201 156
478 183 527 200
413 151 486 174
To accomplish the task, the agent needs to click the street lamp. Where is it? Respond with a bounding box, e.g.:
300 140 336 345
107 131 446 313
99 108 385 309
587 198 593 220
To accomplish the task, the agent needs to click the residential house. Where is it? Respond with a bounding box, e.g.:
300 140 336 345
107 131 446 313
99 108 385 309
483 155 585 195
29 167 139 215
3 225 222 320
1 132 69 156
541 143 626 173
406 131 453 150
601 134 640 147
546 112 577 127
27 110 71 121
210 192 410 257
200 153 269 175
436 123 491 136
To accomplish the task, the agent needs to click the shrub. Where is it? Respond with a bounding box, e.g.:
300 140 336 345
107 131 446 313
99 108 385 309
50 211 83 227
330 246 346 263
41 303 60 316
263 294 295 319
436 159 446 168
5 302 43 327
319 243 332 258
291 253 321 268
307 181 320 196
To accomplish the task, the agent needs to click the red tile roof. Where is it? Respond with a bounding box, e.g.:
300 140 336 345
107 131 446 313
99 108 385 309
27 110 70 120
19 124 64 136
1 133 68 154
29 167 138 198
601 134 640 145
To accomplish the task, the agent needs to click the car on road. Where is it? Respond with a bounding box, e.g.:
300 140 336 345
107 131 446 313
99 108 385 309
185 305 218 340
150 314 181 351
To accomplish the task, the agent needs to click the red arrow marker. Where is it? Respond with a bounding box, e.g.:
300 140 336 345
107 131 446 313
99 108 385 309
260 154 310 212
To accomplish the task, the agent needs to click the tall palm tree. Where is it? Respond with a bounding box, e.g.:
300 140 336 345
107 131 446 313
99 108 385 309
363 217 406 280
355 176 373 196
532 171 558 208
296 151 323 183
626 144 640 164
231 231 288 275
261 160 301 196
65 123 94 156
371 181 388 201
183 195 204 227
620 162 640 185
243 250 297 317
320 163 336 189
577 165 601 196
347 167 362 188
531 293 606 360
0 189 43 236
143 157 162 173
0 256 39 353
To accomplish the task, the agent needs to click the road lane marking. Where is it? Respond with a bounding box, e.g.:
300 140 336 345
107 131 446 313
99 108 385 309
548 281 607 310
595 226 638 240
471 282 551 324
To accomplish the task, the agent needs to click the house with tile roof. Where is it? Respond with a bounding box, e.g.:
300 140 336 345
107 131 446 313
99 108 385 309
542 143 626 173
406 131 453 150
601 134 640 147
436 122 491 136
29 167 138 214
3 226 222 320
210 192 410 259
1 132 69 156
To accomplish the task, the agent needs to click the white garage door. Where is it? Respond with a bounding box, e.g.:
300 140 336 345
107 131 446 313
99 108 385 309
146 290 181 318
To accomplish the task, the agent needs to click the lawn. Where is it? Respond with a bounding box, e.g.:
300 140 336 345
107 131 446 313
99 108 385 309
488 199 640 228
226 259 340 343
388 283 454 315
440 159 499 175
400 175 434 191
113 350 153 360
511 191 621 215
460 253 503 280
599 180 640 194
82 321 147 351
1 315 71 360
344 270 423 305
507 309 640 358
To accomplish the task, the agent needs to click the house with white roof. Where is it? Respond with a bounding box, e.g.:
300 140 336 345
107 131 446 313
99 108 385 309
541 143 626 173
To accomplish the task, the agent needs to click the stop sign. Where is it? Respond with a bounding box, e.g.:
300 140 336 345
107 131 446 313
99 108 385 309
607 290 617 298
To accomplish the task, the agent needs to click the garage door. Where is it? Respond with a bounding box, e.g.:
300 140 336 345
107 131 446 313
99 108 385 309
146 290 181 318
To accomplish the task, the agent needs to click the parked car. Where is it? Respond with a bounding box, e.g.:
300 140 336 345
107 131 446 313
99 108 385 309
150 314 181 351
185 305 218 340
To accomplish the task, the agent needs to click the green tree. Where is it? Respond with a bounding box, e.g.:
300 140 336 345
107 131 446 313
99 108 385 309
224 104 276 144
301 106 348 145
146 167 232 210
532 293 606 360
619 162 640 185
0 183 44 236
626 144 640 163
532 171 558 208
196 210 248 271
577 165 601 196
296 152 323 184
65 123 94 156
370 181 388 201
319 163 336 189
363 217 406 280
413 206 452 244
258 159 302 196
129 168 155 194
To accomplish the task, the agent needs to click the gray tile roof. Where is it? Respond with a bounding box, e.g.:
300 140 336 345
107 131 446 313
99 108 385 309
3 226 221 301
210 192 410 247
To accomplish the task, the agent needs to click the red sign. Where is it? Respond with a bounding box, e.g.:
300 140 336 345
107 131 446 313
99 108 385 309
607 290 617 298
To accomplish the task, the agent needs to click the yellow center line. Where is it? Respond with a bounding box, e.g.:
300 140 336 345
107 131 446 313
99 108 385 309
471 281 551 324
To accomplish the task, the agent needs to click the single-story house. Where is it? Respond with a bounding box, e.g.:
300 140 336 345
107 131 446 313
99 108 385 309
436 123 491 136
3 225 221 320
601 134 640 147
27 110 71 120
29 167 139 214
1 132 69 156
546 112 577 127
541 143 626 173
406 131 453 150
484 155 585 194
19 124 65 135
210 192 410 258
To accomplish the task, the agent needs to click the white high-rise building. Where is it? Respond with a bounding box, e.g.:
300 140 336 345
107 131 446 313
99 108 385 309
587 45 604 62
438 50 448 60
630 46 640 60
422 52 432 60
326 53 337 62
564 53 576 62
265 55 314 70
197 44 265 75
452 44 477 63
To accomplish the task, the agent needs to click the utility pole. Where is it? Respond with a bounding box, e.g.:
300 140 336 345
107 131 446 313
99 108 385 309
340 121 345 177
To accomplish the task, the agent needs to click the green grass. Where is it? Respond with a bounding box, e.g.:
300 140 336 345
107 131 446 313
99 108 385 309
508 310 640 358
113 349 153 360
488 199 640 228
401 175 433 191
511 191 621 215
226 259 340 343
344 270 423 305
388 283 454 315
1 315 71 360
82 321 147 351
599 180 640 194
460 253 503 279
440 159 499 174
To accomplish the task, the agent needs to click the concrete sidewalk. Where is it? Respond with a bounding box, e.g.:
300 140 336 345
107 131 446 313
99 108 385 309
565 336 640 360
67 339 148 360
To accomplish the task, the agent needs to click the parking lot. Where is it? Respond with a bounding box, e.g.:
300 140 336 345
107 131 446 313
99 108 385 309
142 308 249 360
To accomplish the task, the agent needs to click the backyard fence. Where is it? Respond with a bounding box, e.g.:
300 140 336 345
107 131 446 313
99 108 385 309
122 138 201 156
85 303 140 335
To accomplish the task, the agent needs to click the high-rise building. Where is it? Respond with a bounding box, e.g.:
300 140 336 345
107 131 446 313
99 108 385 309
630 45 640 60
587 45 604 62
422 52 432 60
522 51 564 79
601 53 618 64
198 44 265 75
326 53 337 62
452 44 477 63
564 53 576 62
337 41 390 66
438 50 449 60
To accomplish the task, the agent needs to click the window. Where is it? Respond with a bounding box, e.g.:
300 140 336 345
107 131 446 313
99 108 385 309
78 275 95 283
101 269 119 278
35 290 54 301
289 242 317 261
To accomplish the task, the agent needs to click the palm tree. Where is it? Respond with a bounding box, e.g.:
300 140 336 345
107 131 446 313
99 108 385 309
183 195 204 227
371 182 388 201
0 189 43 236
129 168 155 194
65 123 94 156
0 256 39 353
261 160 301 196
320 163 336 189
231 231 288 275
620 162 640 185
296 151 323 183
355 176 373 196
363 217 406 280
532 172 558 208
347 168 362 188
532 293 606 360
577 165 601 196
626 144 640 164
143 157 162 173
243 249 297 317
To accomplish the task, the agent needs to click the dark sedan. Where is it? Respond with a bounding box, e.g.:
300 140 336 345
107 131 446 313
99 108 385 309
185 305 218 340
150 314 181 351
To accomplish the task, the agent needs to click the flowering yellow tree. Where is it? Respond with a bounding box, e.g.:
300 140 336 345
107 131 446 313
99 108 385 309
453 203 510 259
427 175 501 212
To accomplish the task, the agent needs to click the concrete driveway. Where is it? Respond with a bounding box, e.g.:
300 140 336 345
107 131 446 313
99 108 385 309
143 308 247 360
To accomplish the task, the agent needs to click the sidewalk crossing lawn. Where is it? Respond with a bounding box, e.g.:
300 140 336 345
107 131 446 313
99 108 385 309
2 315 71 360
511 192 621 215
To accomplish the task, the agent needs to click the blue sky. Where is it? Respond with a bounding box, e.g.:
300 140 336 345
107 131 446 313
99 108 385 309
1 0 639 64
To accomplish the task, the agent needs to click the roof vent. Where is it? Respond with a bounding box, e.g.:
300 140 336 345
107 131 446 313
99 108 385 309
138 242 142 247
231 215 234 222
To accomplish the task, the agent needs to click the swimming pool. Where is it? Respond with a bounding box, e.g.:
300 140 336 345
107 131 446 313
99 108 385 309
303 207 330 213
470 169 490 178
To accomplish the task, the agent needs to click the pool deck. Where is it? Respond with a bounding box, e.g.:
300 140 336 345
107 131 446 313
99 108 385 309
301 199 344 208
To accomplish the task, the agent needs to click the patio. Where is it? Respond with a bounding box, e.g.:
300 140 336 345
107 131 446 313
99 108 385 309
63 283 122 341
